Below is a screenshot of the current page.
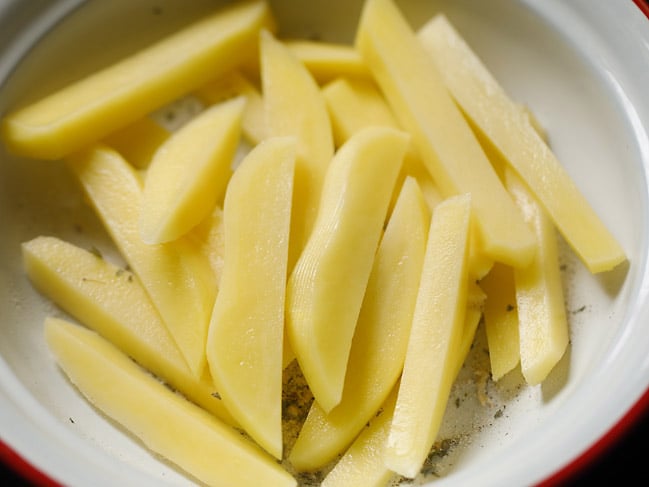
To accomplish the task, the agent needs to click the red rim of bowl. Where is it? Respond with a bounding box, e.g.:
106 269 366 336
1 1 649 486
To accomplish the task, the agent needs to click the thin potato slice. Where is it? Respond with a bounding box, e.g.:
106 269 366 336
287 126 407 413
140 96 245 244
45 317 296 487
260 29 335 271
207 137 295 459
385 193 471 479
418 14 626 273
289 176 430 471
355 0 535 269
0 0 274 160
22 236 235 425
66 145 215 378
505 169 569 386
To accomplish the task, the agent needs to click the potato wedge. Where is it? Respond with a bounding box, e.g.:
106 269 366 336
288 176 429 471
207 137 295 459
320 387 398 487
22 236 234 425
418 14 626 273
260 29 334 271
1 0 274 160
194 70 267 144
506 168 569 386
66 145 215 378
103 116 170 169
355 0 535 269
385 193 471 479
285 40 370 84
45 317 296 487
481 263 521 381
140 96 245 244
286 126 407 413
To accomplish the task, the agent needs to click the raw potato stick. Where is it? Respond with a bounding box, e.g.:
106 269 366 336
66 145 215 379
45 317 297 487
385 193 472 479
0 0 274 160
140 96 245 244
22 236 236 426
418 14 626 273
207 136 296 460
261 29 335 272
289 176 430 471
355 0 536 270
505 168 569 386
481 263 521 381
286 126 407 413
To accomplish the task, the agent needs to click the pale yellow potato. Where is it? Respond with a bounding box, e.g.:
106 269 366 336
0 0 274 160
288 176 430 471
285 39 370 84
260 29 334 271
286 126 407 413
194 70 267 144
103 116 170 169
188 205 226 287
454 281 487 377
385 193 471 479
22 236 235 425
321 75 440 247
140 96 245 244
45 317 297 487
320 387 399 487
506 168 569 386
66 145 215 378
322 77 397 149
418 14 626 273
481 263 521 381
207 136 295 460
355 0 535 269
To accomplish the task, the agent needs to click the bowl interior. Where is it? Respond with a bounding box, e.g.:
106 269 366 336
1 0 648 486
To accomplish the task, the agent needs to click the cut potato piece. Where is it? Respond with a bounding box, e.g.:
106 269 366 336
322 77 397 149
455 281 487 378
385 193 471 479
66 145 214 378
22 236 234 425
189 205 226 287
1 0 274 160
194 70 267 144
321 76 442 223
481 263 521 381
289 176 429 471
140 96 245 244
207 137 295 459
103 116 170 169
320 387 398 487
356 0 535 269
285 40 370 84
287 126 407 413
505 169 569 386
260 29 334 271
45 317 296 487
418 14 626 273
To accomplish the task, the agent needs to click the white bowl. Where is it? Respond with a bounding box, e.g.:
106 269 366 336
1 0 649 486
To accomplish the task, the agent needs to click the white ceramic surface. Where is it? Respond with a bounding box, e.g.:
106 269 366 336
0 1 648 486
